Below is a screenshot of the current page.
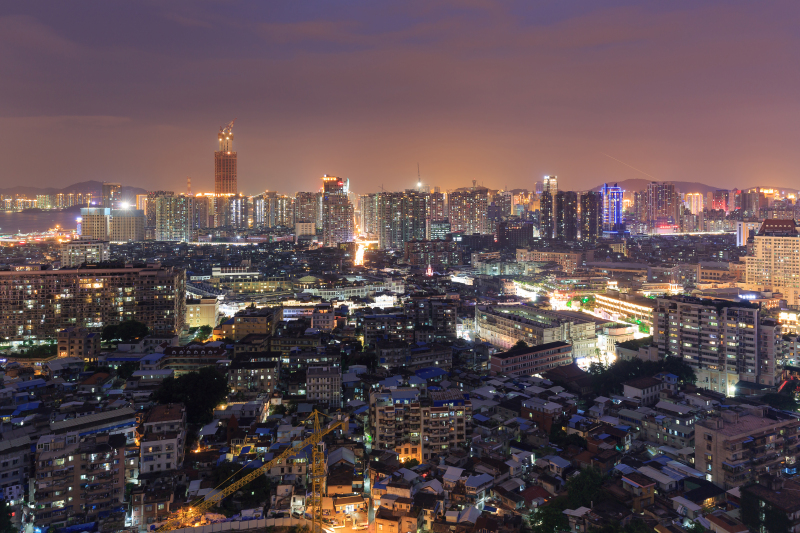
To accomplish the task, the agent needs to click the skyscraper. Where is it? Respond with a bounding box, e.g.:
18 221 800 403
110 209 145 241
712 190 730 212
555 190 578 240
214 120 237 195
376 190 430 249
744 219 800 307
101 183 121 209
321 175 354 246
600 183 624 232
543 175 558 196
645 181 679 228
295 191 320 228
359 193 379 238
685 192 703 216
448 187 489 235
539 191 553 239
580 191 603 242
79 208 111 240
155 194 194 241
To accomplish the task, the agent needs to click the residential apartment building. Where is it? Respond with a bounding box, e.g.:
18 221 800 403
695 405 800 489
403 240 462 268
362 314 415 347
60 239 110 267
369 388 472 463
640 400 697 451
515 248 595 274
743 219 800 307
57 327 101 362
375 341 453 372
33 433 126 529
185 297 219 328
474 304 596 357
160 344 227 375
0 265 186 342
654 296 778 395
0 436 31 506
228 360 279 394
136 404 187 476
594 292 656 330
306 366 342 407
488 341 573 377
131 480 174 530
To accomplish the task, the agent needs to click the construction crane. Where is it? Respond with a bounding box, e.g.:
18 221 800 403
219 118 236 136
155 411 347 533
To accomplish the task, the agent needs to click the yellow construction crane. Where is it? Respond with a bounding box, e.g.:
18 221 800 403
155 411 347 533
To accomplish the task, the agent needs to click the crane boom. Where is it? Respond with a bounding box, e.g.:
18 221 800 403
155 412 347 533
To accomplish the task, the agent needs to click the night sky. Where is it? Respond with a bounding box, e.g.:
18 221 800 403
1 1 799 194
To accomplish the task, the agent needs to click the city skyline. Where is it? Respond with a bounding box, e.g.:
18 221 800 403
2 2 800 193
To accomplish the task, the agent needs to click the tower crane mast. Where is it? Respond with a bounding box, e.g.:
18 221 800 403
155 411 347 533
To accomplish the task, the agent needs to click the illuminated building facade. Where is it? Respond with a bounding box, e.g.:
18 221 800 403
214 121 237 195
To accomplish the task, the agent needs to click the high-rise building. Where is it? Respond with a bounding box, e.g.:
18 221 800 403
404 239 461 267
543 175 558 195
110 208 145 242
359 193 379 237
498 219 534 248
685 192 703 216
214 120 237 195
744 219 800 306
448 187 489 235
645 181 679 227
426 219 451 241
295 191 320 228
430 191 446 221
580 191 603 242
654 296 778 395
155 194 194 241
146 191 172 227
0 264 185 341
712 190 730 212
600 183 624 232
79 207 111 240
322 180 354 247
101 182 121 208
228 194 248 229
555 190 578 240
539 191 554 239
376 190 430 249
192 194 213 229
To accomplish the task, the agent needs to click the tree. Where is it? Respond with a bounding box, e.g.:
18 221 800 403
195 325 213 342
685 521 706 533
402 459 420 468
211 463 271 512
117 362 138 381
0 499 13 533
761 392 798 411
565 467 606 508
270 404 287 416
102 320 149 343
530 500 569 533
153 367 228 424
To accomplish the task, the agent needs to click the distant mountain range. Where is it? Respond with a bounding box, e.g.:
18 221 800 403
591 179 798 195
0 181 146 201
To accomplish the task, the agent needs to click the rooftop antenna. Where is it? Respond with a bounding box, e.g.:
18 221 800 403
417 163 422 191
187 177 191 196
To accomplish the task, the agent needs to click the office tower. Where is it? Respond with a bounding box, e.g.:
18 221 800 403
155 194 194 241
494 191 513 216
61 238 110 267
101 182 121 208
645 181 679 227
685 192 703 215
359 193 379 237
295 191 320 228
215 120 237 195
742 191 766 217
713 190 730 212
136 194 148 212
79 207 111 240
448 187 489 235
555 190 578 240
430 191 446 221
110 208 145 241
654 296 778 396
600 183 624 232
731 189 742 211
744 219 800 306
580 191 603 242
322 194 354 246
0 264 185 341
539 191 554 239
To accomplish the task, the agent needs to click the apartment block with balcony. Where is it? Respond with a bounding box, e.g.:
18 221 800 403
136 404 187 479
33 433 125 529
640 400 698 451
375 341 453 372
695 405 800 489
57 327 101 362
369 388 472 463
228 360 279 394
653 296 777 396
489 341 572 376
306 365 342 408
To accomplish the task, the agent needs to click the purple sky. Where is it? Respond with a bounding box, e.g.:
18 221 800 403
1 1 799 194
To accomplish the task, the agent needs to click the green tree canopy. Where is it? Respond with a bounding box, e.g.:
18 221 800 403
0 499 14 533
195 325 213 342
102 320 149 343
117 361 138 381
153 367 228 424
